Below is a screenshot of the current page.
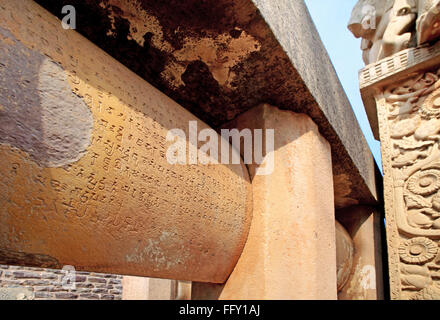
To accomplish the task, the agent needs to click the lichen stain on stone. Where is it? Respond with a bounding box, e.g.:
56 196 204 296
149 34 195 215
334 173 360 209
341 258 369 300
125 231 190 271
102 0 261 89
163 32 261 89
104 0 173 52
0 247 61 269
0 27 93 168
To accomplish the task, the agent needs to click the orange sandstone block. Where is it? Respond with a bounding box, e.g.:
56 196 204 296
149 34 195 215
0 0 252 283
211 105 338 299
337 206 385 300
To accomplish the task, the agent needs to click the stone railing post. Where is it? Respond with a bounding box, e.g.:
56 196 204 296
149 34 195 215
193 104 337 300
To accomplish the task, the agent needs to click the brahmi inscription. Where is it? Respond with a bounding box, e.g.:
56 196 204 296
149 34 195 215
166 121 275 176
0 0 252 283
0 27 93 167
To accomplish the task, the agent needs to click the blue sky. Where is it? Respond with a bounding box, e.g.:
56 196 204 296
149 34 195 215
304 0 382 170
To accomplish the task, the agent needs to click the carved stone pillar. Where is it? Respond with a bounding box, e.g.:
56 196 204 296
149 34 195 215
349 0 440 300
360 44 440 300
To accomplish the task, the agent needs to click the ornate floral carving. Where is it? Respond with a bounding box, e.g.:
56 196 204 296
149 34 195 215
432 192 440 210
405 192 432 209
407 169 440 196
410 284 440 300
376 66 440 299
421 90 440 119
394 137 434 151
384 69 440 239
352 0 440 297
390 116 421 138
399 237 438 264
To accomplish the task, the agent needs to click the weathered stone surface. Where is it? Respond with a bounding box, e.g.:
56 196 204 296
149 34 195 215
0 287 34 300
194 105 337 300
335 221 355 292
55 292 79 300
121 276 189 300
79 293 100 300
191 282 224 300
348 0 392 65
359 45 440 299
147 278 175 300
34 292 51 299
0 264 123 300
175 281 192 300
0 248 61 270
34 0 377 208
337 206 385 300
0 0 252 283
0 27 93 167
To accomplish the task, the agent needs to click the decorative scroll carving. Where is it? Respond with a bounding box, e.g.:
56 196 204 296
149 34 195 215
378 67 440 299
349 0 440 65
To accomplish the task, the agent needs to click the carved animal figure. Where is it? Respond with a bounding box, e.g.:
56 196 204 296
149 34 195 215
348 0 395 64
401 264 432 290
417 0 440 44
382 0 418 58
349 0 440 64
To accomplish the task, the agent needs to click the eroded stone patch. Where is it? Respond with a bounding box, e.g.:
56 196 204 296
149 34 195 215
103 0 261 89
104 0 173 52
0 248 61 269
0 27 93 168
163 32 261 88
0 288 34 300
334 174 360 209
125 231 191 272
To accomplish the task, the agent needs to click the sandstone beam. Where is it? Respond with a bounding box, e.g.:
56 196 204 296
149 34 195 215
35 0 378 209
0 0 252 283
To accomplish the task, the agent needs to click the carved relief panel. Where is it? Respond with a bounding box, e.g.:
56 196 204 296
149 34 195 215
376 68 440 299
